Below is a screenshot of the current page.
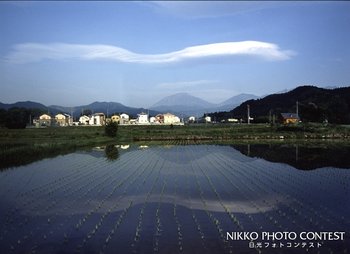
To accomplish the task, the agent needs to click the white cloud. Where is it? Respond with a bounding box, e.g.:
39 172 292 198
5 41 295 64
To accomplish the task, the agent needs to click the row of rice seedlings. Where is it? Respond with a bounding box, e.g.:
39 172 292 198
8 157 125 251
74 151 153 232
131 156 165 253
98 152 165 254
187 148 232 254
208 149 311 242
225 157 346 252
1 158 98 231
74 151 161 252
260 163 347 229
260 161 350 227
153 181 166 253
181 148 208 251
212 151 324 233
199 149 264 231
254 155 348 225
211 151 305 232
239 158 339 229
0 158 103 251
99 200 134 254
171 151 184 253
1 158 104 244
214 152 349 253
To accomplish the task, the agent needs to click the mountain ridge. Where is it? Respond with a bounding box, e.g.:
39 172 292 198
150 92 259 116
209 85 350 124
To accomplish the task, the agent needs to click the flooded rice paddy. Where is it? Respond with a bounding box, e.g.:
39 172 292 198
0 144 349 254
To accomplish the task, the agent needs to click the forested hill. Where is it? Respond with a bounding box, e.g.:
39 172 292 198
210 86 350 124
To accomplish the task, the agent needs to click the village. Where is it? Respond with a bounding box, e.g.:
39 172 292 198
33 112 214 127
33 110 301 128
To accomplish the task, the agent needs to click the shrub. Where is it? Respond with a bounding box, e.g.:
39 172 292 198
105 122 118 137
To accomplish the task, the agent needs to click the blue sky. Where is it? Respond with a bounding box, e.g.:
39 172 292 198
0 1 349 107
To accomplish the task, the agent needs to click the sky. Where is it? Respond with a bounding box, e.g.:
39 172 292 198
0 1 350 108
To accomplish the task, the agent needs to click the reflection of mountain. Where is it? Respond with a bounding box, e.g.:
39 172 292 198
147 144 256 165
231 144 350 170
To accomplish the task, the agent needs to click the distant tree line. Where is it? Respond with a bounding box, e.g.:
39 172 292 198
0 107 45 129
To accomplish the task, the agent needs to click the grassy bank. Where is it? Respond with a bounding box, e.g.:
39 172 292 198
117 123 350 142
1 123 349 169
0 126 115 169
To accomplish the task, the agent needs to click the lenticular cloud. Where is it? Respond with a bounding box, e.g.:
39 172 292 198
6 41 294 64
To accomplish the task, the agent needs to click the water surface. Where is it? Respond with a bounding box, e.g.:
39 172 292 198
0 144 349 253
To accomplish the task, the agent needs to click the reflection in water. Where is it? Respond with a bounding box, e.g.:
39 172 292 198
232 143 350 170
104 145 119 161
0 145 349 254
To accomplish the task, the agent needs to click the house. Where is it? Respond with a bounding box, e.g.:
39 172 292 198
205 116 211 123
280 113 300 124
188 116 196 123
120 113 129 124
79 115 90 125
55 113 71 126
155 114 164 124
64 113 73 125
149 116 156 124
111 115 120 124
39 114 52 127
163 113 181 124
137 112 149 124
89 113 105 126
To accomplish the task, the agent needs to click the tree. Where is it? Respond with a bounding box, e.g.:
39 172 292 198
105 121 118 137
5 107 30 129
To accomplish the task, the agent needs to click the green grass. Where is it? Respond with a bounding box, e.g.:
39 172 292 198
0 123 349 170
116 123 350 141
0 126 116 170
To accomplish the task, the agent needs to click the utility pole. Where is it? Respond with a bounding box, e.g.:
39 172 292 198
296 101 299 117
71 108 73 125
247 104 250 124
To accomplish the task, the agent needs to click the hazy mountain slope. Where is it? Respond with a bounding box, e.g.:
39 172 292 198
0 101 48 110
229 85 350 123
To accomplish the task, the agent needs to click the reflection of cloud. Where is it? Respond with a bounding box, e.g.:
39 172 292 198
21 193 287 217
6 41 295 64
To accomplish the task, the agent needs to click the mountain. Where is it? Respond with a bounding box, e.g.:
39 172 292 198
150 93 216 116
216 93 259 111
213 85 350 124
0 101 160 119
0 101 47 111
150 92 258 117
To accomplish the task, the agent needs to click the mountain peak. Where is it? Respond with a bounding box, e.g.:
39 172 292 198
151 93 215 108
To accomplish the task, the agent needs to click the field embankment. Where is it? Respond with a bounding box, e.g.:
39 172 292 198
1 123 350 169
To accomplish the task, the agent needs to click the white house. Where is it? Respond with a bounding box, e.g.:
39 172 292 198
137 112 149 124
64 113 73 125
55 113 67 126
120 113 129 124
163 113 181 124
89 113 105 126
79 115 90 125
205 116 211 123
188 116 196 123
39 114 52 126
149 116 156 124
